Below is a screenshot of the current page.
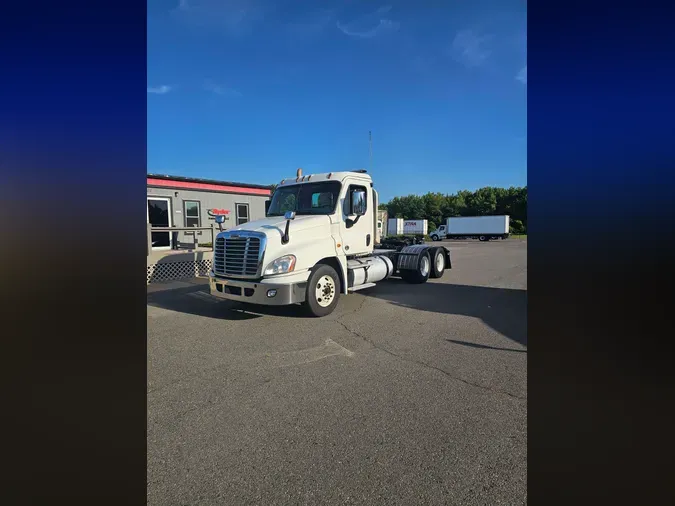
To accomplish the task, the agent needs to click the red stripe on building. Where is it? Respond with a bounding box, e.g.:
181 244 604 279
147 178 271 196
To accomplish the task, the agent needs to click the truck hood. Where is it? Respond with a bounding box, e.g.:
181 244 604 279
228 214 331 238
219 214 338 274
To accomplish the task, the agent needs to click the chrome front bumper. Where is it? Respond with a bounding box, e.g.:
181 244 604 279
208 272 306 305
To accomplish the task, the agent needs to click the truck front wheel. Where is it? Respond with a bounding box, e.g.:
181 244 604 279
305 264 341 317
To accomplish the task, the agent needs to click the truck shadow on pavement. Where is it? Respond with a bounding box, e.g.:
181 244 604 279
147 285 313 321
147 279 527 347
445 339 527 353
361 279 527 347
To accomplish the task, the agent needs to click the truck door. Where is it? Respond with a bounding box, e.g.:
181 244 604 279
339 182 373 256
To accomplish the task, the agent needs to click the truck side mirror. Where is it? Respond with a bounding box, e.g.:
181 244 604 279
265 200 271 215
215 214 225 232
350 189 367 216
282 211 295 244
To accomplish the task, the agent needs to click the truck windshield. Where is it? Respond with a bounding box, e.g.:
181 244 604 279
267 181 342 216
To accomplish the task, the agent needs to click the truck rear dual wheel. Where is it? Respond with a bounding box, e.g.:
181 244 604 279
304 264 341 317
401 251 431 284
430 248 445 279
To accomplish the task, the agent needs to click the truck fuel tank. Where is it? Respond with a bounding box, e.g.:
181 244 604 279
347 255 394 288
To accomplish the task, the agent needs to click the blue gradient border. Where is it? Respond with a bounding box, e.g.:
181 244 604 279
528 2 674 504
3 1 147 504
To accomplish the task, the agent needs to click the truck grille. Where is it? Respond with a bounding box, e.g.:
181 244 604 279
214 235 263 278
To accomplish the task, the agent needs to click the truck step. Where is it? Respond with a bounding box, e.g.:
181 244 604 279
348 283 377 292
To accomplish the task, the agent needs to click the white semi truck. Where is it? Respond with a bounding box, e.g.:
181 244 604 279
209 169 451 317
429 215 510 242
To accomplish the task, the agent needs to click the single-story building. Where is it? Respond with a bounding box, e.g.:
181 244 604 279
147 173 273 251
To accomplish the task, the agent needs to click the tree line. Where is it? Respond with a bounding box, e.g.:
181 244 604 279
379 186 527 234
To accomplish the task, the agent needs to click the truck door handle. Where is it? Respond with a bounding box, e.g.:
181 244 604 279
366 234 371 246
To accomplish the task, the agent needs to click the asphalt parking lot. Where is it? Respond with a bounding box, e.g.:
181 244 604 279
147 238 527 505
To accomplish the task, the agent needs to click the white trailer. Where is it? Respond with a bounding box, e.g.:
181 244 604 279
430 215 510 242
388 218 427 236
403 219 428 236
387 218 403 236
208 169 452 317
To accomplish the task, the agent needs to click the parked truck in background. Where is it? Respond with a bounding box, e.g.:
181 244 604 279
377 209 388 243
209 169 451 317
430 215 510 242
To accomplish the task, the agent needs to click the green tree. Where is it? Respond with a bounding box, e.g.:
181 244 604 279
466 187 497 215
405 195 426 220
422 192 444 230
510 219 525 234
441 192 467 217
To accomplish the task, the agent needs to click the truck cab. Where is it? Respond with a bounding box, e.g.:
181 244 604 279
430 224 447 241
209 169 451 316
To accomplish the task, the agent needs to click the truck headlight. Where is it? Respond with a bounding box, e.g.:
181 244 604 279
264 255 296 276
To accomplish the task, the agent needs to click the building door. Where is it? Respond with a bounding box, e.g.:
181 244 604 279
147 197 173 250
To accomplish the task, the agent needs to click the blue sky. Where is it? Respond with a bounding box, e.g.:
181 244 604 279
148 0 527 202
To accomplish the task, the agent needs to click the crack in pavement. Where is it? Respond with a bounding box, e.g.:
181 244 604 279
148 299 368 397
334 298 527 402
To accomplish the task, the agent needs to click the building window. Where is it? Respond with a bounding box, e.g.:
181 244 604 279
184 201 201 227
236 203 249 225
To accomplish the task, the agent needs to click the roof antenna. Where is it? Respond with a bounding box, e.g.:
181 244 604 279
368 131 372 173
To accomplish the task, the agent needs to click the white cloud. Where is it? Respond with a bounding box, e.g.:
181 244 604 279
451 29 493 67
337 19 399 38
204 80 242 97
516 66 527 84
147 85 172 94
336 5 400 39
